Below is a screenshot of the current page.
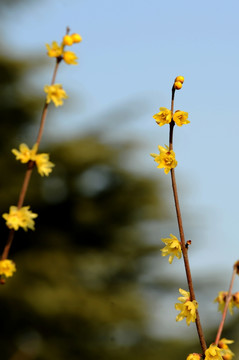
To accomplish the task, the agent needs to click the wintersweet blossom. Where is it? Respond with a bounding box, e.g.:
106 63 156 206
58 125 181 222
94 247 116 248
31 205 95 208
2 206 38 231
12 143 38 163
0 259 16 277
63 51 78 65
205 345 223 360
35 153 54 176
186 354 201 360
153 107 172 126
150 145 177 174
175 288 198 326
44 84 68 107
46 41 63 58
218 338 234 360
161 234 182 264
173 110 190 126
214 291 234 314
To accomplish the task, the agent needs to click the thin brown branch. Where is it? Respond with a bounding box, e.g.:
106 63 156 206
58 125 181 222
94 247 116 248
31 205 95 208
169 82 207 353
1 58 61 262
214 264 237 345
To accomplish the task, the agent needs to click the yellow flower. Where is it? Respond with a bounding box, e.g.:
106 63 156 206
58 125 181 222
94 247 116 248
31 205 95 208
0 259 16 278
71 33 82 43
173 110 190 126
150 145 177 174
186 354 201 360
12 143 38 163
175 288 198 326
44 84 68 107
205 345 223 360
214 291 234 314
63 51 78 65
46 41 63 58
218 338 234 360
2 206 38 231
161 234 182 264
35 153 54 176
153 107 172 126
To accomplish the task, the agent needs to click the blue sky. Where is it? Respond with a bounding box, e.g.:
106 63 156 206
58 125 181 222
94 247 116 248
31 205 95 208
2 0 239 337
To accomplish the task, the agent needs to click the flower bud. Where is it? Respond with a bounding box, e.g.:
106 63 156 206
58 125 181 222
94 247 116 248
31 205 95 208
233 291 239 305
71 33 82 43
174 81 183 90
63 35 73 46
175 75 184 83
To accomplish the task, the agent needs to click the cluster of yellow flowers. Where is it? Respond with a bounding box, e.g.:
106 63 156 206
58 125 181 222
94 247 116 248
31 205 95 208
153 107 189 127
214 291 239 314
186 339 234 360
0 30 82 281
12 143 54 176
44 32 82 107
150 76 189 174
46 32 82 65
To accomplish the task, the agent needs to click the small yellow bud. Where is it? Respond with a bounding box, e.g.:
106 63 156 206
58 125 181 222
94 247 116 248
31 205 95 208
63 35 73 46
174 81 183 90
223 354 233 360
175 75 184 83
71 33 82 43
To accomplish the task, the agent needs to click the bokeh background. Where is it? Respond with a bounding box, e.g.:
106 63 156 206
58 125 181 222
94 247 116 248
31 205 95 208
0 0 239 359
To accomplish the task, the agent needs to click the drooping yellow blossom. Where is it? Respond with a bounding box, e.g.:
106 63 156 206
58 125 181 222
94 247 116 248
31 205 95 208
175 288 198 326
186 353 201 360
12 143 38 164
12 143 54 177
2 206 38 231
150 145 177 174
63 51 78 65
214 291 234 315
218 338 234 360
205 345 223 360
173 110 190 126
35 153 54 176
153 107 172 126
0 259 16 278
161 234 182 264
46 41 63 58
44 84 68 107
